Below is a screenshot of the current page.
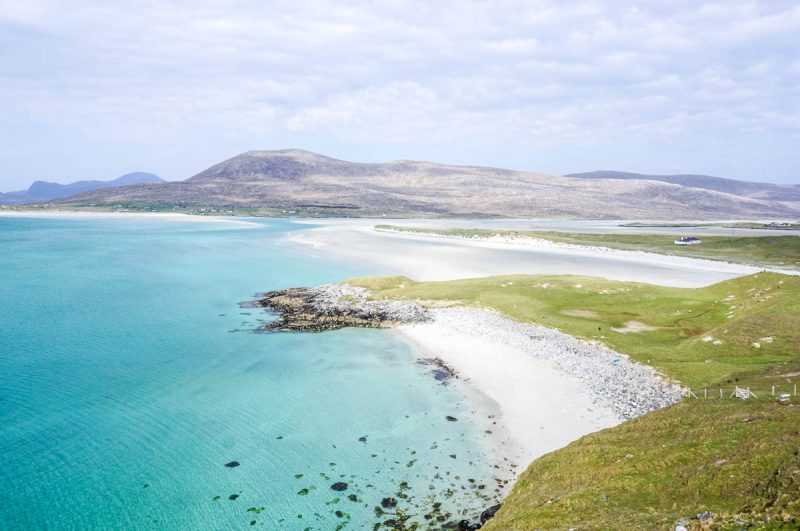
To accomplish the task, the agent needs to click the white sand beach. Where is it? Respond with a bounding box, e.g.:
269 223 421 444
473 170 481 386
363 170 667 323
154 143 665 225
397 320 620 467
288 219 790 288
0 210 260 226
396 307 681 474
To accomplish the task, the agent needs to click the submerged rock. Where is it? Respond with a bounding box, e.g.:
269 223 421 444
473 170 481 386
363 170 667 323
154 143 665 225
417 357 458 383
381 497 398 509
331 482 348 491
224 461 240 468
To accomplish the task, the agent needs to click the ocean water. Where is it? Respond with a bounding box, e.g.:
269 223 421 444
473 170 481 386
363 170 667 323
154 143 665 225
0 216 502 530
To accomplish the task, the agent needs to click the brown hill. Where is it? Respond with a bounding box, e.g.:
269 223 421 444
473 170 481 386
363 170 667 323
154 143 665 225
60 149 800 219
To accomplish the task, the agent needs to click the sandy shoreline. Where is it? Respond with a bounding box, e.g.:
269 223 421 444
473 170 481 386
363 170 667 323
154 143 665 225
0 210 260 226
394 308 681 473
287 220 788 287
372 226 799 278
395 318 620 468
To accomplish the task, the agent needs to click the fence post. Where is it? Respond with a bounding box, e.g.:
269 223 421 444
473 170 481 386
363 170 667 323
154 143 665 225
720 388 723 399
704 388 707 399
772 385 775 396
795 384 797 396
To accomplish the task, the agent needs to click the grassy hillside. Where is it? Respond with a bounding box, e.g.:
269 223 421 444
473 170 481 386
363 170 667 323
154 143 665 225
375 225 800 270
486 400 800 529
349 273 800 528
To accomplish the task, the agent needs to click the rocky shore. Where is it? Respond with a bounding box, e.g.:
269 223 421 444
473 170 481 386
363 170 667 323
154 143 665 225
254 283 429 331
254 283 681 418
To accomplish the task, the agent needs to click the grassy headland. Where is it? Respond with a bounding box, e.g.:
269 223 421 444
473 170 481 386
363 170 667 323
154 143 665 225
485 399 800 529
350 273 800 528
375 225 800 270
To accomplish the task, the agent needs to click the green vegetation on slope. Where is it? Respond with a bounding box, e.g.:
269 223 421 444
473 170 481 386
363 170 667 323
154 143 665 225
375 225 800 270
485 400 800 530
349 273 800 528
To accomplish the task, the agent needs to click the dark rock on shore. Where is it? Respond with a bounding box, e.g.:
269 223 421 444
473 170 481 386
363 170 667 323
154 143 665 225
253 284 429 332
480 503 501 523
441 502 502 530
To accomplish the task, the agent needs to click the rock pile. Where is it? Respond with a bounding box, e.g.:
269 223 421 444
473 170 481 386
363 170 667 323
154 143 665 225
428 307 682 419
254 283 429 332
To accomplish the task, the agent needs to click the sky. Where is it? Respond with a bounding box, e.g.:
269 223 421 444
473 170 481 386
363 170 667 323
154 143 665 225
1 0 799 191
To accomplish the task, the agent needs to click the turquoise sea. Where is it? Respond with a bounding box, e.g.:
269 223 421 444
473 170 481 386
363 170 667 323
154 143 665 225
0 216 502 530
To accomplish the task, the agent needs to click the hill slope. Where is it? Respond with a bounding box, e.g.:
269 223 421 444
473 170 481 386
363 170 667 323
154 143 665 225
567 170 800 202
0 172 164 205
59 150 800 219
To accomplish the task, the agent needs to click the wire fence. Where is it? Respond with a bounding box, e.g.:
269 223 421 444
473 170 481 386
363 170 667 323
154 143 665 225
684 384 797 401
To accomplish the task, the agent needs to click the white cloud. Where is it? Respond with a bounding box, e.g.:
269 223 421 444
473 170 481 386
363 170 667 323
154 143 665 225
0 0 798 188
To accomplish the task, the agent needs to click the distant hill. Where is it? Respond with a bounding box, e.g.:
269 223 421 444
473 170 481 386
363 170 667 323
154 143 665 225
566 170 800 202
0 172 164 205
57 150 800 219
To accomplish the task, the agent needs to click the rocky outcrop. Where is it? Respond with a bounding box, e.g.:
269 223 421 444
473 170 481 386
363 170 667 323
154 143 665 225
254 283 429 332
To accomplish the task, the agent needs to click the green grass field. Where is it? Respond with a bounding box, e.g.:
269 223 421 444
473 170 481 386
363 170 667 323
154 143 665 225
375 225 800 270
350 272 800 528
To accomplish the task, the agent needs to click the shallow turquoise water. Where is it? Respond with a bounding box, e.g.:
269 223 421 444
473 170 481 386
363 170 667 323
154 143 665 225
0 217 500 530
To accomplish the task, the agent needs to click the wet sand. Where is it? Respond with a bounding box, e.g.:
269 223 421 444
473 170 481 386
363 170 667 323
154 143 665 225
287 219 777 287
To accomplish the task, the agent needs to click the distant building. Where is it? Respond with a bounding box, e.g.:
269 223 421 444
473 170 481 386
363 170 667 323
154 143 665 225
764 222 793 229
674 236 702 245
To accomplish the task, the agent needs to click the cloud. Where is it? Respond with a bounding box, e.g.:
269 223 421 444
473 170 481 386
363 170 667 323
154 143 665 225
0 0 798 188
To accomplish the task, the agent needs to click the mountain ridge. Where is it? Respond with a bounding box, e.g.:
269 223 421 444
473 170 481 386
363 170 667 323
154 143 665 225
1 172 164 205
55 150 800 219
